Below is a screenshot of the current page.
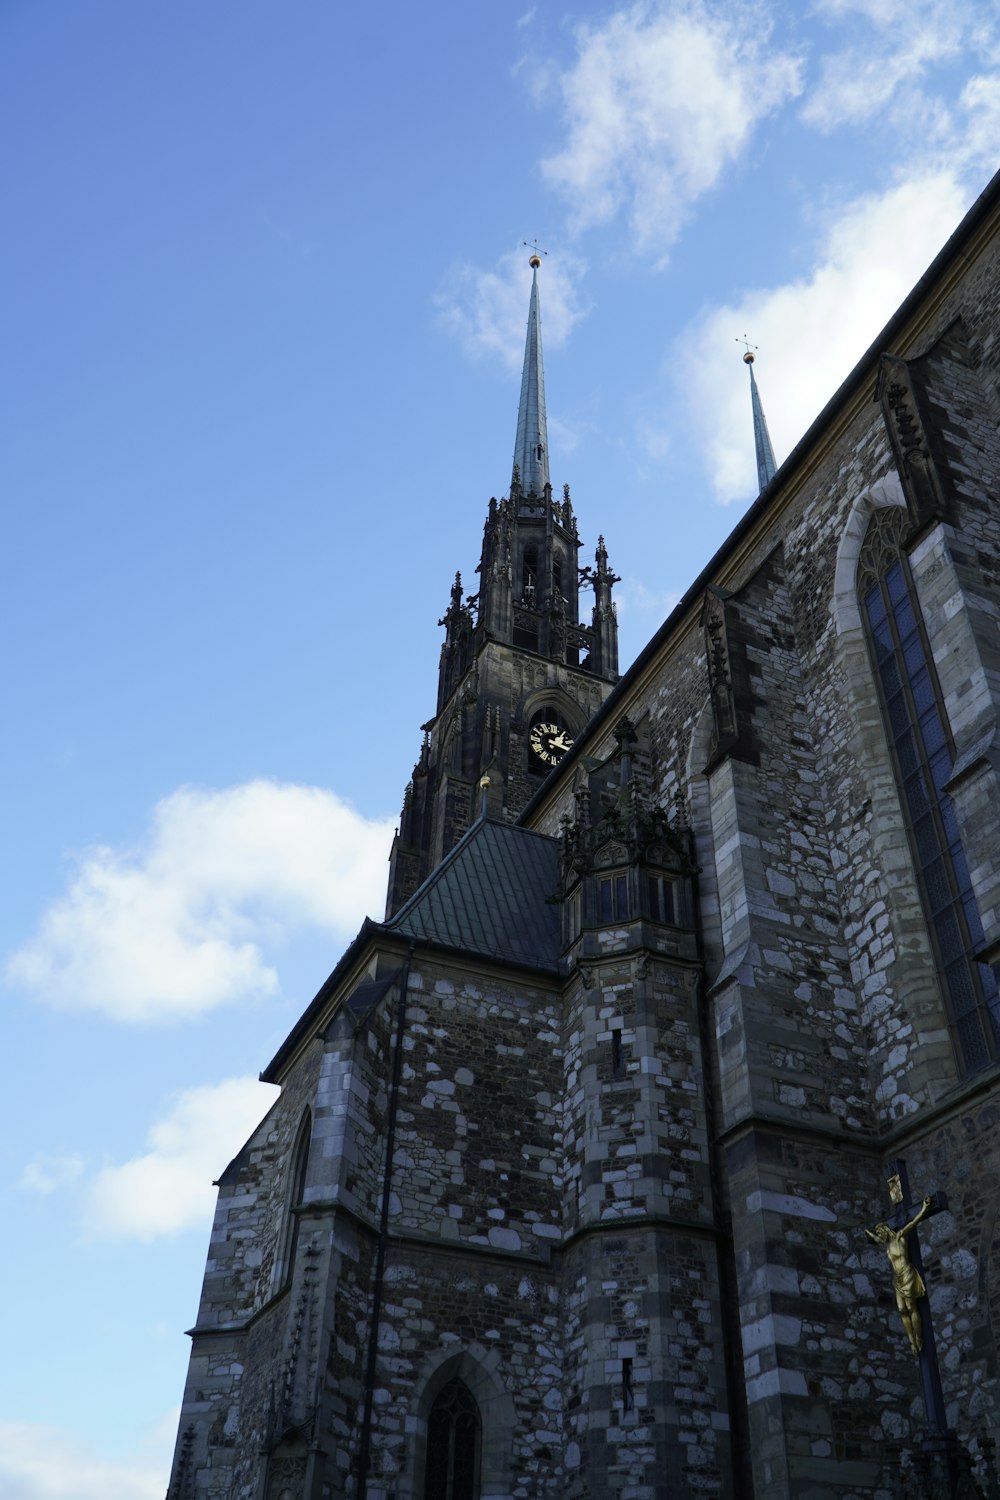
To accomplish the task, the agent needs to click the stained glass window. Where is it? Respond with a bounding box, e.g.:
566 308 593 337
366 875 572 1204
860 507 1000 1072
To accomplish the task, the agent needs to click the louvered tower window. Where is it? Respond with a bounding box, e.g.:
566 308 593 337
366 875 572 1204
860 506 1000 1072
423 1379 480 1500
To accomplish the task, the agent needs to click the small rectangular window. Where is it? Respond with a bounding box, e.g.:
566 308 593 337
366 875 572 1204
598 874 629 922
611 1031 624 1076
646 874 675 924
564 887 581 946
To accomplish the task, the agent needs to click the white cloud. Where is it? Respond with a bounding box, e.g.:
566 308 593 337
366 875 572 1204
19 1153 84 1196
436 246 587 371
84 1076 278 1240
803 0 1000 132
803 7 964 129
0 1414 174 1500
539 2 802 259
679 171 971 503
956 72 1000 171
6 780 395 1023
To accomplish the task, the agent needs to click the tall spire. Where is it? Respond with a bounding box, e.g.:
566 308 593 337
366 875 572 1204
743 348 777 492
512 255 550 498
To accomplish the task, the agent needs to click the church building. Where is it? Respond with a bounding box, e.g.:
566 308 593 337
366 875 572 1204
167 174 1000 1500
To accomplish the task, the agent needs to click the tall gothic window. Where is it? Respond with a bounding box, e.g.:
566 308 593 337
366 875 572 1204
276 1109 311 1290
423 1379 481 1500
860 506 1000 1072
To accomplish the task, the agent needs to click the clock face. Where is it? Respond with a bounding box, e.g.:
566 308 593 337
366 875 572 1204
530 720 574 767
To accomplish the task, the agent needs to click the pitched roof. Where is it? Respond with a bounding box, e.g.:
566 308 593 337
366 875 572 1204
387 818 561 971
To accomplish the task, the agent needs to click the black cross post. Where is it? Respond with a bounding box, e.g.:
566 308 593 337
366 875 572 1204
880 1157 949 1435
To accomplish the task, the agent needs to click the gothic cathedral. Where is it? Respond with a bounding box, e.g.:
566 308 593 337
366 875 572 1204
168 177 1000 1500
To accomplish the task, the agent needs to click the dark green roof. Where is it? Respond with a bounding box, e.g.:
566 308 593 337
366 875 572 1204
387 818 561 971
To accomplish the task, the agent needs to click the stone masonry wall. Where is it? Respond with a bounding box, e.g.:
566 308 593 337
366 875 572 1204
169 1042 323 1496
523 217 1000 1494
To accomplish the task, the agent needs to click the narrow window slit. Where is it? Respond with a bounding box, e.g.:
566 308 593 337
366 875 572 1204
622 1358 634 1412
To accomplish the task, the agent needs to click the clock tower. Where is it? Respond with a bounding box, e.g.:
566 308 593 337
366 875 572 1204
386 255 620 916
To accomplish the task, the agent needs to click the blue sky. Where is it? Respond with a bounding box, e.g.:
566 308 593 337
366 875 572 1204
4 1 1000 1493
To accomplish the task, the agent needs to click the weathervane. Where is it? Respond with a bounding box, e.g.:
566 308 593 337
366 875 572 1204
737 334 759 365
523 239 549 269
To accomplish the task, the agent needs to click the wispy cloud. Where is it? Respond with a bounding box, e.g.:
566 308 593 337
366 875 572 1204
81 1077 278 1240
6 781 395 1023
615 577 682 623
803 0 1000 133
539 1 802 260
0 1413 175 1500
802 0 970 130
19 1153 85 1196
435 245 588 371
679 171 970 503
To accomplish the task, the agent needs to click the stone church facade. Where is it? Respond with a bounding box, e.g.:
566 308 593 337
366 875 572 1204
168 179 1000 1500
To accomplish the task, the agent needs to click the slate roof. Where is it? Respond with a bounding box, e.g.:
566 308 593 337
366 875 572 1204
387 818 561 972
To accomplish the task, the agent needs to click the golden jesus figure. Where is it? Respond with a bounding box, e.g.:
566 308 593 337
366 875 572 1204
865 1196 933 1355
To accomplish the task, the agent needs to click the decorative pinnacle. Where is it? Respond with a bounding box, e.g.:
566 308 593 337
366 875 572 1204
512 251 550 498
737 336 777 492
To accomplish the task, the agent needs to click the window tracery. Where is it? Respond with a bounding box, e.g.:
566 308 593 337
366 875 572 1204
423 1378 480 1500
860 507 1000 1072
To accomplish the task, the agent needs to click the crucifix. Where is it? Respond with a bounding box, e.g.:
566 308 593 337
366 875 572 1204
865 1157 949 1435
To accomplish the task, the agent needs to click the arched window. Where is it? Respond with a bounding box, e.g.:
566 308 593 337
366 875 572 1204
423 1379 480 1500
859 507 1000 1072
274 1109 311 1292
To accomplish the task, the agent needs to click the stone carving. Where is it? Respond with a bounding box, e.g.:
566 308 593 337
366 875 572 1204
878 353 954 529
700 586 755 767
166 1423 196 1499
